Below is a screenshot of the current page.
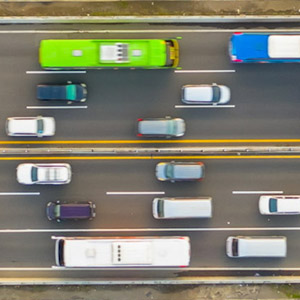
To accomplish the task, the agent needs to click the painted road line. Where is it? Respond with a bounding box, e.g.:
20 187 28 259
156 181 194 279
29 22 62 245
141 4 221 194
232 191 283 195
0 139 300 145
2 267 300 271
106 191 165 195
26 106 88 109
4 29 300 34
2 155 300 160
26 71 86 74
2 227 300 233
175 105 236 109
0 192 40 196
175 70 236 73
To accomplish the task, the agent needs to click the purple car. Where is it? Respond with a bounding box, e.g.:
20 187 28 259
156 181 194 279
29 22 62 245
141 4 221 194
46 201 96 222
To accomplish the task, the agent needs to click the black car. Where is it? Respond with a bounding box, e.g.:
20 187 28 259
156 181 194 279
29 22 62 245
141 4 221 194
37 83 87 102
46 201 96 221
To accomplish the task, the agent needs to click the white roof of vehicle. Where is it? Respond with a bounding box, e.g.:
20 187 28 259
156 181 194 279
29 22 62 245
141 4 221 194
8 119 37 134
238 238 286 257
276 198 300 213
63 238 190 267
38 166 69 182
268 35 300 58
183 86 213 102
163 199 212 218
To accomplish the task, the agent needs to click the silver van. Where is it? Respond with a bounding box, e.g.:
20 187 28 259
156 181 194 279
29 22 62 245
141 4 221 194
152 197 212 219
226 236 287 258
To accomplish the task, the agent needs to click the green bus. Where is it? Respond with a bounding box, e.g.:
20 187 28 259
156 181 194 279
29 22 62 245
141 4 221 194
39 39 179 69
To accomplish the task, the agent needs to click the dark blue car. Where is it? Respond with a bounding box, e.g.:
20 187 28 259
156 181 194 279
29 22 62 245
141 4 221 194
37 83 87 102
230 32 300 63
46 201 96 221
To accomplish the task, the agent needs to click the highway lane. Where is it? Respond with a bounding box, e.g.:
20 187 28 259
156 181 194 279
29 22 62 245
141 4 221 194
0 158 299 271
0 28 300 141
0 158 300 229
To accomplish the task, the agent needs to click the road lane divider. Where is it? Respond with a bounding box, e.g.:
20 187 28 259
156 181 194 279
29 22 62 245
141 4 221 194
0 192 40 196
1 227 300 233
26 71 86 74
175 70 236 73
232 191 283 195
106 191 165 195
26 106 88 109
175 105 235 108
0 139 299 145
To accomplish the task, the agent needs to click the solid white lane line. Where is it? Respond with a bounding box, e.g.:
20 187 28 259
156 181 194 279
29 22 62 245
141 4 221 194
0 192 40 196
175 70 236 73
2 267 300 271
106 191 165 195
232 191 283 195
175 105 235 109
26 106 88 109
4 29 300 34
26 71 86 74
1 227 300 233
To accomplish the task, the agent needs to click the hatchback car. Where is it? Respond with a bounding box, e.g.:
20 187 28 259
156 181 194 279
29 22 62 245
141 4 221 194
259 195 300 215
46 201 96 222
17 163 71 185
37 83 87 102
137 117 185 138
6 116 55 137
156 161 205 182
181 83 231 105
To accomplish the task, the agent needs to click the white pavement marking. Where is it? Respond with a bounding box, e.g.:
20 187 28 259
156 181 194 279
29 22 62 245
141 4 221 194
232 191 283 195
26 71 86 74
1 226 300 233
26 106 88 109
3 29 300 34
1 267 300 271
175 70 236 73
175 105 235 109
0 192 40 196
106 191 165 195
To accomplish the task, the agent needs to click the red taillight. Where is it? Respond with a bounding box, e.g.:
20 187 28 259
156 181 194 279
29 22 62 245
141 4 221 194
137 118 143 122
233 32 243 35
137 133 143 137
232 59 243 63
179 265 187 268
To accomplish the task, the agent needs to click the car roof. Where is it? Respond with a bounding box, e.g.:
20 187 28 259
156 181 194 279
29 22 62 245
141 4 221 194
173 164 203 179
183 85 213 102
139 119 172 135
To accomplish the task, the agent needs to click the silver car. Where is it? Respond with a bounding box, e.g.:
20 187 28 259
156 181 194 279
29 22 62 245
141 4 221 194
17 163 72 185
137 117 185 138
156 161 205 182
181 83 231 105
6 116 55 137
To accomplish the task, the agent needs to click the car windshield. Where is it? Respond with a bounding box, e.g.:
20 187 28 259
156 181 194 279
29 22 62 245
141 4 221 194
269 198 278 212
66 85 77 100
165 164 174 179
37 119 44 134
232 238 238 257
157 200 164 217
212 86 221 102
54 205 61 218
31 167 38 182
167 120 177 135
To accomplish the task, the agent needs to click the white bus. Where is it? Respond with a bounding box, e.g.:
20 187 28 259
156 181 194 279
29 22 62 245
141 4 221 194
52 236 191 268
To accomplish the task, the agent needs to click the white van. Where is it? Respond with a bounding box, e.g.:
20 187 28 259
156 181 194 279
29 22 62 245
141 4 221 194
152 197 212 219
226 236 287 258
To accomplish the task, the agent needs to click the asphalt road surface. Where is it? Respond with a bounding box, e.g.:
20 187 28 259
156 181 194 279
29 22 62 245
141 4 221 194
0 24 300 280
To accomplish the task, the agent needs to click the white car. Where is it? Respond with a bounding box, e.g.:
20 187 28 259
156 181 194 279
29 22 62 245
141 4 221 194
6 116 55 137
17 163 71 185
259 195 300 215
181 83 230 105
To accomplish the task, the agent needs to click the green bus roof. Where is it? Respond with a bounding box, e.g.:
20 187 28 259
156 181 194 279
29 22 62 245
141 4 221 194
39 39 171 68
